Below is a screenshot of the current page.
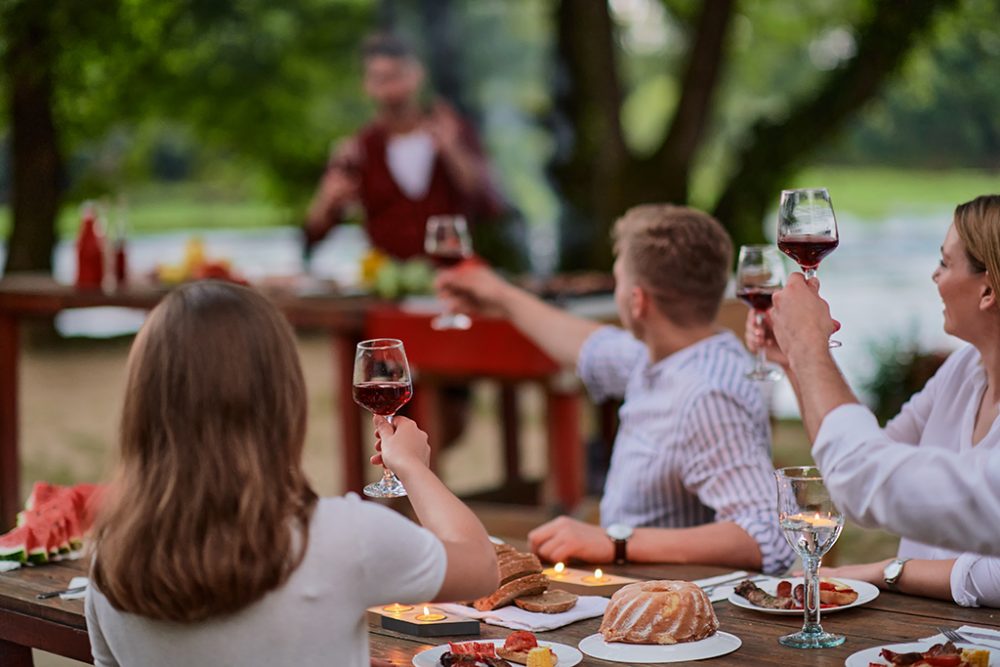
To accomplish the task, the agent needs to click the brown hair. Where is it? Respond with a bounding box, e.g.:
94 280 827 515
91 281 317 623
362 32 418 62
953 195 1000 295
613 204 733 326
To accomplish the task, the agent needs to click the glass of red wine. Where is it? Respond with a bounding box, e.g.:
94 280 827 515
736 245 786 381
424 215 473 331
777 188 841 348
353 338 413 498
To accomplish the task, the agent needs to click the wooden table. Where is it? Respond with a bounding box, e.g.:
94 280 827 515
0 276 587 527
5 557 1000 666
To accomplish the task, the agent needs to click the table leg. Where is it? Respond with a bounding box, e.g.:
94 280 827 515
545 388 582 513
0 315 20 530
0 639 33 667
500 384 521 485
409 379 442 472
333 334 364 495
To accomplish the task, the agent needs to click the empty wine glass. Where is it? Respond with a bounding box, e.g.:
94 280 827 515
777 188 841 347
736 245 785 381
424 215 473 331
353 339 413 498
775 467 845 649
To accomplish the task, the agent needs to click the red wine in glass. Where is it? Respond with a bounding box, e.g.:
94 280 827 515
736 288 775 312
429 251 468 269
352 381 413 416
777 235 839 273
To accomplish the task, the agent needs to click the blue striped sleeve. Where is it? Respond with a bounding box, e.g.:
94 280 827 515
576 326 645 402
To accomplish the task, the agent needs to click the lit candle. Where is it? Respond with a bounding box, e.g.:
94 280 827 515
787 512 839 528
543 561 567 578
582 568 611 584
415 606 446 622
382 603 413 614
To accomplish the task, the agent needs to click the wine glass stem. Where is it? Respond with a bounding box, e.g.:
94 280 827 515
755 311 768 373
802 555 822 634
803 267 818 280
382 413 396 477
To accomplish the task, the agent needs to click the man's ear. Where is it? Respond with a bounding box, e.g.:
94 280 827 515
631 285 648 320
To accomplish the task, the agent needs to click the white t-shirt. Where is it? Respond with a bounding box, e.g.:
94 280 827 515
386 130 436 200
86 494 446 667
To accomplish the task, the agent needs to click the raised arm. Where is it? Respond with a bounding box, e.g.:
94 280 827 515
436 264 601 367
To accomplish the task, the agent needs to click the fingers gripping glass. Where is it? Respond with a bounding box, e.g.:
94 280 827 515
424 215 473 330
736 245 785 382
777 188 841 348
775 467 845 649
353 339 413 498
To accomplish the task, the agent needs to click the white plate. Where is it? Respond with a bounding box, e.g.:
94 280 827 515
578 631 741 664
727 576 879 615
845 640 995 666
412 638 582 667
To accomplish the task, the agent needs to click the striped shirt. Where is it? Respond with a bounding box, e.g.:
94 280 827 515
577 326 794 575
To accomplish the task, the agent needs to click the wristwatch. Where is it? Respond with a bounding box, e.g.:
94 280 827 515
606 524 634 565
883 558 910 590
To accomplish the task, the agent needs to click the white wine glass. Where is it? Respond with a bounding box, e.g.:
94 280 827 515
424 215 473 331
775 466 845 649
736 245 785 382
353 338 413 498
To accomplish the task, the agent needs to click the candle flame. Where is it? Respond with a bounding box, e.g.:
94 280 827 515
554 562 565 573
594 568 604 579
423 606 430 615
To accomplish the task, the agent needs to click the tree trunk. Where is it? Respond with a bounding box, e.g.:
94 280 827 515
2 2 62 275
713 0 957 249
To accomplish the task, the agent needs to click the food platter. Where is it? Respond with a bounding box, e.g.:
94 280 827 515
727 576 879 615
411 639 583 667
577 631 741 664
845 640 995 667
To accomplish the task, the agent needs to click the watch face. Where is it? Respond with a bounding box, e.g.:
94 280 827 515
884 560 903 581
607 523 633 541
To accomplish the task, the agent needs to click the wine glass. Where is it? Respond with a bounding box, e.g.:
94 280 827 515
424 215 473 331
353 338 413 498
777 188 841 347
736 245 785 381
775 466 845 649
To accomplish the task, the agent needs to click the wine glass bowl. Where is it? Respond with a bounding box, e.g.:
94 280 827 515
353 338 413 498
736 245 785 382
425 215 473 331
775 466 845 649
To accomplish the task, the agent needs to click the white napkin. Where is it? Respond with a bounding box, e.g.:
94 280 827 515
691 570 750 603
60 576 89 600
436 595 609 632
921 625 1000 649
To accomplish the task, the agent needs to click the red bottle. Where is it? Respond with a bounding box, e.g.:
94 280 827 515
75 204 105 290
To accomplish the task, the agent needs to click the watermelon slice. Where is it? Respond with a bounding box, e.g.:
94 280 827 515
24 523 51 564
0 525 31 563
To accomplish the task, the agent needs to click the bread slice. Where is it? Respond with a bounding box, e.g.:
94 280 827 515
514 589 578 614
474 573 549 611
498 552 543 585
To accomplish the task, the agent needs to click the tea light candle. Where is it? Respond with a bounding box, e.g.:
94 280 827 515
543 562 567 578
415 606 446 622
788 512 839 528
582 568 611 584
382 603 413 614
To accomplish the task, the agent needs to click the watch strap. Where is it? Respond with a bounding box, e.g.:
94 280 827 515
613 538 627 565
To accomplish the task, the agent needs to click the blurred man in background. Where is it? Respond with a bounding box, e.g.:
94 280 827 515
304 33 500 260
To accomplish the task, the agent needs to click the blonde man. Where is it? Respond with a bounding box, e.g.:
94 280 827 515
437 204 794 574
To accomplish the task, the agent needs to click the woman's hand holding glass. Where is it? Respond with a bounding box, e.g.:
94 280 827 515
370 415 430 476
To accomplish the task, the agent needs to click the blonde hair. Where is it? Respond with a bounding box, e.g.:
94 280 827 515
92 281 317 623
613 204 733 327
954 195 1000 295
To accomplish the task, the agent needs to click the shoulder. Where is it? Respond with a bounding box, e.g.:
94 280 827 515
677 333 766 414
937 344 981 380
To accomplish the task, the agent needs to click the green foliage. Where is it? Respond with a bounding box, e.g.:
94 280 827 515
863 336 948 425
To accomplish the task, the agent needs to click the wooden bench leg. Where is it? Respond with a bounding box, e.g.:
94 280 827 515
0 315 20 530
0 639 34 667
409 379 442 472
500 384 521 486
546 389 582 513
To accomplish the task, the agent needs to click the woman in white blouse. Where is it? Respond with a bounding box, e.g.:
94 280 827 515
749 194 1000 608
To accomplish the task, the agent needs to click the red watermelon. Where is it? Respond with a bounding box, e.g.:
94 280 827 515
0 525 30 563
0 482 105 566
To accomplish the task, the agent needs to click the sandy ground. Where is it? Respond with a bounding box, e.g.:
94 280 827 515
17 336 895 666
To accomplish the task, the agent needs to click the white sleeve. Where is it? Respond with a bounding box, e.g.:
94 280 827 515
883 348 961 443
814 403 1000 556
356 501 447 608
950 554 1000 608
576 326 645 402
84 587 121 667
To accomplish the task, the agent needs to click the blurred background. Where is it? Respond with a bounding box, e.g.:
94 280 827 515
1 3 999 658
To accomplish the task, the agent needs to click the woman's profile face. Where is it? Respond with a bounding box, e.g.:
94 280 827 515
933 223 989 340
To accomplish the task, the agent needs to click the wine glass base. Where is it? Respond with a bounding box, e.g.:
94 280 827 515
746 366 783 382
778 630 845 649
363 478 408 498
431 313 472 331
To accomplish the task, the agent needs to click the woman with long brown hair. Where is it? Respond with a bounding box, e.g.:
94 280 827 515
86 281 497 666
